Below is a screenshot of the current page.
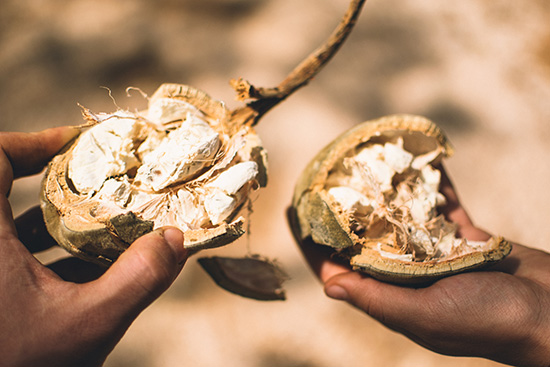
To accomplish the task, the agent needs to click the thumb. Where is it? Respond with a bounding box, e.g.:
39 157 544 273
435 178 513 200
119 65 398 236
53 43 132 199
89 227 188 319
324 272 418 327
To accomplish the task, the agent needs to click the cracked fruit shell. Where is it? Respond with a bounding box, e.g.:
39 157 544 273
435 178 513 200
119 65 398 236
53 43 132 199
291 114 511 284
41 84 267 266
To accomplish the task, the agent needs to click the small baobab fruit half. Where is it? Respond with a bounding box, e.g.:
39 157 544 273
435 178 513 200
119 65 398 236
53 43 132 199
291 114 511 284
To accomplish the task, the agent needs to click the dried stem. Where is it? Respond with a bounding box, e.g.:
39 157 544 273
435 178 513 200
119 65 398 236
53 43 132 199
230 0 367 126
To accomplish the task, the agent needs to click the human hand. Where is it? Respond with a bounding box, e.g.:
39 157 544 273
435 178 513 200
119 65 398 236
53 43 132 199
289 166 550 367
0 127 189 367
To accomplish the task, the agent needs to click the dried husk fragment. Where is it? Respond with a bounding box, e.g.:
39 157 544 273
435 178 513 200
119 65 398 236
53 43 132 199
292 114 511 284
198 256 287 300
41 0 367 270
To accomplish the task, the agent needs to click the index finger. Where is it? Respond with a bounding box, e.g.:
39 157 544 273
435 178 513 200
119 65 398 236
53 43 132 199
0 126 79 237
437 164 491 241
0 126 79 194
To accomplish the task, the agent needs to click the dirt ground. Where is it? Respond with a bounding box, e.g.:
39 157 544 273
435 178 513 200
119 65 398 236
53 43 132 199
3 0 550 366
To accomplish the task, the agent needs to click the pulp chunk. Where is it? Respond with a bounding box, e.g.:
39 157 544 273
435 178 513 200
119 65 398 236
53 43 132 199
204 189 238 225
69 115 142 194
204 162 259 225
353 144 394 192
134 116 221 191
347 138 412 193
327 186 372 216
147 97 203 126
206 161 259 195
96 177 132 208
383 138 413 173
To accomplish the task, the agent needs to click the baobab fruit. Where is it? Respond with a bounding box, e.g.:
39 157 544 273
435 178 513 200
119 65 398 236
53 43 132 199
41 84 267 265
291 114 511 284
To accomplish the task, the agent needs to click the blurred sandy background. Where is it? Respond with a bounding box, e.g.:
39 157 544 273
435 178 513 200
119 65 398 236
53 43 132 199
3 0 550 366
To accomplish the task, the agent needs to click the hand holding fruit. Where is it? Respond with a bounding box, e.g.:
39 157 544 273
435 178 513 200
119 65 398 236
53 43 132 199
290 162 550 367
0 127 188 367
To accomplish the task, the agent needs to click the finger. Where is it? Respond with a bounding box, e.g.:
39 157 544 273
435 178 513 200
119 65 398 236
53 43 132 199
15 205 59 253
323 271 422 332
299 235 352 283
286 206 350 282
322 270 460 350
437 165 491 241
85 228 188 320
490 243 550 282
437 165 472 226
0 126 79 195
323 272 440 355
47 257 107 283
437 165 460 208
489 248 521 275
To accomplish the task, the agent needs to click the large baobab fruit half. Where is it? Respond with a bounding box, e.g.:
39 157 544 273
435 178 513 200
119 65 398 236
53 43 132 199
41 84 267 265
292 114 511 284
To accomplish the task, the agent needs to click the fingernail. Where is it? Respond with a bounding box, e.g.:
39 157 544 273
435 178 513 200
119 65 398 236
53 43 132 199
325 284 349 301
162 228 187 264
61 126 81 141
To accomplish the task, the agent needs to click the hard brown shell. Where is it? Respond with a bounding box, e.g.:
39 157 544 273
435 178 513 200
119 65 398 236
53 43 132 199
291 114 511 284
41 84 267 266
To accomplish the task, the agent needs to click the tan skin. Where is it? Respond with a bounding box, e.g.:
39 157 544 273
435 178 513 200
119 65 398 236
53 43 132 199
289 168 550 367
0 127 188 367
